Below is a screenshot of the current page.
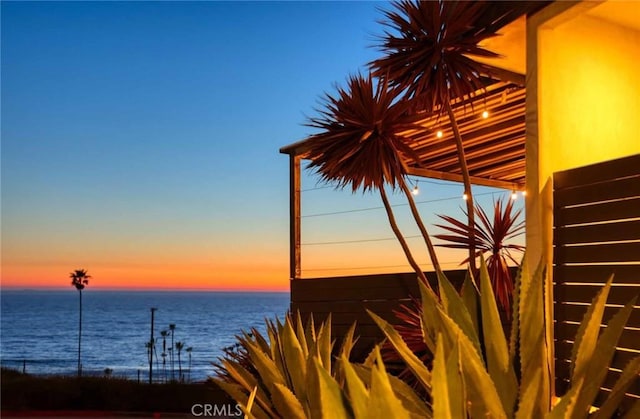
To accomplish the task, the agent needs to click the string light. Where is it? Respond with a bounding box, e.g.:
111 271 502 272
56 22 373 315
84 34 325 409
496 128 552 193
521 190 527 198
511 190 518 200
412 180 420 195
462 193 468 200
436 130 443 138
482 110 489 119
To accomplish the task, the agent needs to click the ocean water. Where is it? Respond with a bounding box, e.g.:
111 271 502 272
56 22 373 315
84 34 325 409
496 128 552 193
0 290 289 382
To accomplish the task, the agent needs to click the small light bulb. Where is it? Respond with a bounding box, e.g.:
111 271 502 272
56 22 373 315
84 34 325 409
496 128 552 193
436 130 443 138
462 193 468 201
511 191 518 200
521 190 527 198
482 110 489 119
412 185 419 195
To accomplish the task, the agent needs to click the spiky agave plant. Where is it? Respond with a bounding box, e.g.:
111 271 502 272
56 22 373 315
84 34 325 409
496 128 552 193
212 312 433 418
434 197 524 315
370 258 640 418
370 0 515 272
305 73 441 279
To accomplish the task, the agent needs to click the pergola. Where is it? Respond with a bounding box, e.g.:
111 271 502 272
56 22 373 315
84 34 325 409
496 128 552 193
281 71 527 280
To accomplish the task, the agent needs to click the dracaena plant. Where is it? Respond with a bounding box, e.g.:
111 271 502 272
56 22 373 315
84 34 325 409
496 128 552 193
305 73 441 280
370 258 640 418
370 0 512 272
434 197 524 315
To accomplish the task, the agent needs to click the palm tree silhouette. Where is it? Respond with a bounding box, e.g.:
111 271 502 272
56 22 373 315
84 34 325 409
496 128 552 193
371 1 509 272
306 74 440 282
145 339 154 381
70 269 90 377
160 330 169 382
168 323 176 380
175 341 185 381
186 346 193 382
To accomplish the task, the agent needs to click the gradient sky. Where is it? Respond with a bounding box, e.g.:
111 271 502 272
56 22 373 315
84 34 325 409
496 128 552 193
1 1 523 291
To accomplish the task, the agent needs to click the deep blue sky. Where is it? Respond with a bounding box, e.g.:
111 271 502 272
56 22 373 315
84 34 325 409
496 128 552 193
2 1 520 289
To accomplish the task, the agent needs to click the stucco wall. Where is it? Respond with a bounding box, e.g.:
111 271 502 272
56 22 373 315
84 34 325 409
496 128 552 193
526 1 640 268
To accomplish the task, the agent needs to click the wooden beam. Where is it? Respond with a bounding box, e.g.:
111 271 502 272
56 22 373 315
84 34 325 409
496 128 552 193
289 155 302 280
482 64 526 86
406 166 524 190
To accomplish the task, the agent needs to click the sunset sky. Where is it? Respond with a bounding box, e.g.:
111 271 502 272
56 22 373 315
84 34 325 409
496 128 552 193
1 1 523 291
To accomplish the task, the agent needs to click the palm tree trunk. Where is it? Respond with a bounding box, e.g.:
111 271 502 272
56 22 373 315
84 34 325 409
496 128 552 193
399 180 441 273
77 290 82 377
445 100 476 273
170 330 174 380
379 187 430 288
188 353 192 382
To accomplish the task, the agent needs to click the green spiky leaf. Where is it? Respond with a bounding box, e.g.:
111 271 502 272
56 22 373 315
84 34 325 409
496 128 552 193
592 356 640 419
368 310 432 392
574 297 637 415
571 276 613 384
479 257 518 416
271 383 307 419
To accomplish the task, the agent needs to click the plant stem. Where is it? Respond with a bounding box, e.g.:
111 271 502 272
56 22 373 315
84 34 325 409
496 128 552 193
78 290 82 377
400 180 441 273
445 100 476 273
379 187 431 288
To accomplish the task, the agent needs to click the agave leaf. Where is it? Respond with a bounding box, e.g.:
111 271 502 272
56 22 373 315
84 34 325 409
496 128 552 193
432 334 464 419
264 322 286 381
518 259 548 415
436 308 507 419
592 356 640 419
243 386 259 419
338 321 358 360
296 310 309 358
271 382 307 419
247 328 270 355
351 363 432 418
219 359 272 409
213 380 272 419
305 314 317 352
282 315 308 402
306 355 320 418
368 347 412 419
514 369 541 419
316 314 333 371
219 358 257 392
508 255 525 365
368 310 432 391
437 269 482 356
574 297 637 415
479 257 518 416
418 279 442 353
312 357 350 419
340 355 369 418
547 376 584 419
243 338 287 396
461 269 480 334
571 276 613 384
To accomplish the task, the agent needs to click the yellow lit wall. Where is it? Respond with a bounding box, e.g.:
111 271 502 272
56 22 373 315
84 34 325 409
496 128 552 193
526 1 640 267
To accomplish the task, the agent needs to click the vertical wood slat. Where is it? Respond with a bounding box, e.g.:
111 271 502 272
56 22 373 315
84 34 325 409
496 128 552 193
553 154 640 415
289 155 301 280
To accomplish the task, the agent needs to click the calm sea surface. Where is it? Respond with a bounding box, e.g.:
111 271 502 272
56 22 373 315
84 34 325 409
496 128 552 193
0 290 289 382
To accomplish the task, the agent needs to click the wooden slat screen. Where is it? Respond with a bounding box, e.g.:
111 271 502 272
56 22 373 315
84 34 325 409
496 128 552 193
553 154 640 412
290 270 468 360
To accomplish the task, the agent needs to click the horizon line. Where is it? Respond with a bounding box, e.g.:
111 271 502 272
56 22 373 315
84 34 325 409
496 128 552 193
0 286 290 293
